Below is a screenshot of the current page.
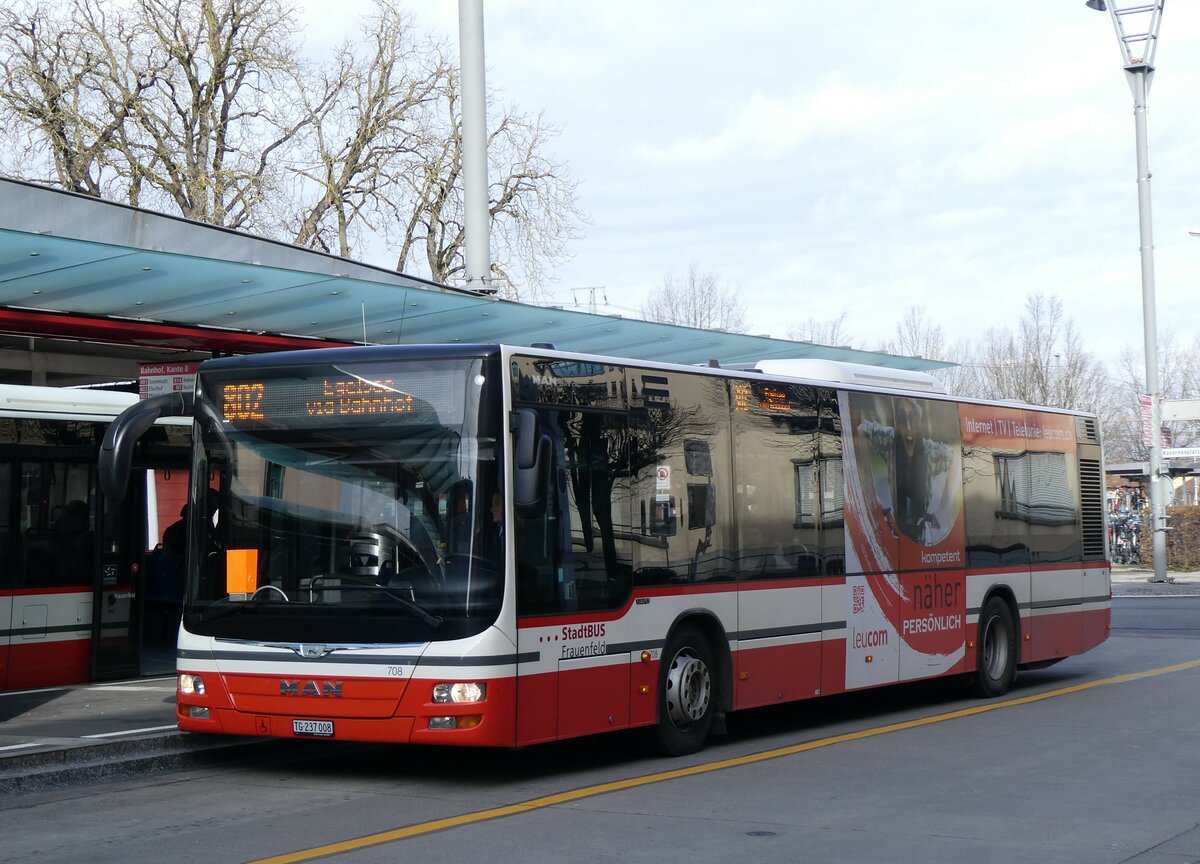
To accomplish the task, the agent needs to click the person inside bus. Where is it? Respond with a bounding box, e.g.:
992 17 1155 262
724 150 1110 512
147 504 187 631
163 504 188 565
164 492 221 566
485 490 505 558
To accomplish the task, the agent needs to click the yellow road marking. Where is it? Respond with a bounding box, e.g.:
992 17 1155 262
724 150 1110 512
248 659 1200 864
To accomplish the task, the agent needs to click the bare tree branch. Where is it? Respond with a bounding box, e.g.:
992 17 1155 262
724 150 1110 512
386 67 584 301
0 0 584 295
287 1 443 258
640 263 748 333
1106 332 1200 462
943 294 1115 449
878 305 975 394
787 312 855 348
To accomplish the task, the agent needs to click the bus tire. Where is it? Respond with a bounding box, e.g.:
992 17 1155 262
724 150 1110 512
973 596 1017 698
657 625 716 756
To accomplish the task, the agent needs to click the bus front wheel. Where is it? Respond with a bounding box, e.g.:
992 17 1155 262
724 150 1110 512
657 625 716 756
973 596 1017 698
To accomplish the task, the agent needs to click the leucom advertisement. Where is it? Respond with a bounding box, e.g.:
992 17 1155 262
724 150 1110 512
841 392 966 689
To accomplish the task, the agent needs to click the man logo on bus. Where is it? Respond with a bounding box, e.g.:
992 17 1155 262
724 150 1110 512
280 680 343 697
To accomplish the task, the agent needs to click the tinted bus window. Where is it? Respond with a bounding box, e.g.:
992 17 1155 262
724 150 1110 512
19 462 95 589
511 357 632 615
629 371 732 586
960 406 1081 566
731 381 843 578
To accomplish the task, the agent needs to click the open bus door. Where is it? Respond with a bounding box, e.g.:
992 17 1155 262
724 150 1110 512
94 392 194 681
90 471 144 682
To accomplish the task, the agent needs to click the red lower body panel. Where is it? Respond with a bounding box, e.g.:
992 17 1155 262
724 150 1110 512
734 641 822 710
6 639 89 691
1025 606 1110 664
178 672 517 747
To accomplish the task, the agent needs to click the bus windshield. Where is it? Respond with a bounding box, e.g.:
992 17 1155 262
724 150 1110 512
184 355 503 644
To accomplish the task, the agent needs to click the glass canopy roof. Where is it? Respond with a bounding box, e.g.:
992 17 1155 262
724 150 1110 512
0 178 946 371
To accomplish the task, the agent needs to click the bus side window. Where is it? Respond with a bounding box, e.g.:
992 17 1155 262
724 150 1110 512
732 383 842 578
514 407 632 615
19 462 94 589
630 372 732 585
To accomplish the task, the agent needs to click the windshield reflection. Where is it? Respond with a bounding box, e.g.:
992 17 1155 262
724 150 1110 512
183 356 503 644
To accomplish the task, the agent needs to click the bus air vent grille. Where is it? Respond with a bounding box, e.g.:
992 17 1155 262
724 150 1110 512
1079 458 1105 561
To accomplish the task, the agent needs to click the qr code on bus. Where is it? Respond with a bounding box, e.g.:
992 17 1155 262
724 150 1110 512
852 584 865 614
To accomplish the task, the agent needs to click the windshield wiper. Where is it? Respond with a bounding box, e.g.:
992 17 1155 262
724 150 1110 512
306 577 443 628
367 584 444 628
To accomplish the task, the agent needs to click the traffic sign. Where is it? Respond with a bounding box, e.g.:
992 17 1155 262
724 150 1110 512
1161 447 1200 460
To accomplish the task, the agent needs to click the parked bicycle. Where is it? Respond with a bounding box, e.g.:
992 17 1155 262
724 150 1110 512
1111 514 1143 565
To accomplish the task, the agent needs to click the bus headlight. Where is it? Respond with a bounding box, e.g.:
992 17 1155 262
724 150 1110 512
432 682 486 703
179 673 206 696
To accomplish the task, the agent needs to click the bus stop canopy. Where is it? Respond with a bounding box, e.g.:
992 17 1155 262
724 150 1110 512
0 178 947 383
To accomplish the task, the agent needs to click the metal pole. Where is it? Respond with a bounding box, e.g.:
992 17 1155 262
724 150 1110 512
1127 65 1169 581
458 0 491 291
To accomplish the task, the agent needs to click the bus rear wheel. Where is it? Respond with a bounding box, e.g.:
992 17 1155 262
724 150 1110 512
973 596 1017 698
656 625 716 756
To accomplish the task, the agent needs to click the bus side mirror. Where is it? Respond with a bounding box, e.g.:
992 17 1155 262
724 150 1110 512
100 392 194 502
513 408 550 518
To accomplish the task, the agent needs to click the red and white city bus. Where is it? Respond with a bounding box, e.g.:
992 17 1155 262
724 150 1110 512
0 384 190 692
100 344 1110 754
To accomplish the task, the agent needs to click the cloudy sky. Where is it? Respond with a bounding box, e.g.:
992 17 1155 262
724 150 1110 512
301 1 1200 359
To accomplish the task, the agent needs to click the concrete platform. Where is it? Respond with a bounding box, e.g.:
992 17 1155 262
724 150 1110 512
0 676 258 796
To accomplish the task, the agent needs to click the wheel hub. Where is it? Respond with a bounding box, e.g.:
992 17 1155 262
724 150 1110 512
982 616 1008 679
665 648 711 727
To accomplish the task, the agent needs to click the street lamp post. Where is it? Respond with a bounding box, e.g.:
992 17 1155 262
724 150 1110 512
1088 0 1169 582
459 0 492 294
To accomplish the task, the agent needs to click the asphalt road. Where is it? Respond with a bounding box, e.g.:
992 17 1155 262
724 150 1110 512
4 596 1199 864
